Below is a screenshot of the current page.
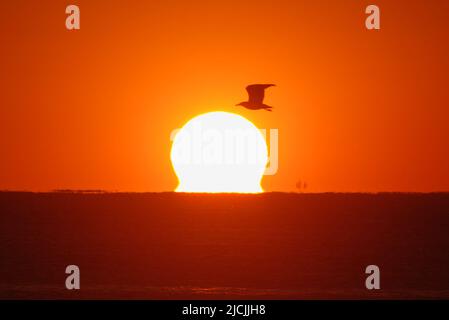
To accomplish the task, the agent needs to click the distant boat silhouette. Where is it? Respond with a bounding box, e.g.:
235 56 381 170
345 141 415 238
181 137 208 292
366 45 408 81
236 84 275 111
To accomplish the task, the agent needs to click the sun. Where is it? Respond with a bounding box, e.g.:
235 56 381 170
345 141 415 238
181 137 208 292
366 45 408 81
171 111 268 193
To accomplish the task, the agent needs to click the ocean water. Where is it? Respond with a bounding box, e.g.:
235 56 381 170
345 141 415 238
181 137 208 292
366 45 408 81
1 192 449 299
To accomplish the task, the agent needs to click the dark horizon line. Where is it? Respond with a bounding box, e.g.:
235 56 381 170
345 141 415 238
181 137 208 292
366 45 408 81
0 189 448 195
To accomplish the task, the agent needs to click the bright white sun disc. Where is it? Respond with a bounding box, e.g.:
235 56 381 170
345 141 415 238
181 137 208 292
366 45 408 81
170 111 268 193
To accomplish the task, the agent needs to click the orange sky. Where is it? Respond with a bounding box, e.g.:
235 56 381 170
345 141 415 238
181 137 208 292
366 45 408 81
1 0 448 192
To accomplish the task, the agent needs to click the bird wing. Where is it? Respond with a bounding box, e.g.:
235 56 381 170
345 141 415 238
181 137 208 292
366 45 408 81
246 84 275 105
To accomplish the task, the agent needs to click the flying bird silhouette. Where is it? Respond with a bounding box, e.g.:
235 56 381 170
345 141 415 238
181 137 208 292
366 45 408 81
236 84 275 111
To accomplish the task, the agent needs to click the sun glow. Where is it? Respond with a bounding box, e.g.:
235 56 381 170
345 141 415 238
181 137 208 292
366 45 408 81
171 112 268 193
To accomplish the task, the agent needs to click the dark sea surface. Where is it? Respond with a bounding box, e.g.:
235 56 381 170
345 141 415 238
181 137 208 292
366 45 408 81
1 192 449 299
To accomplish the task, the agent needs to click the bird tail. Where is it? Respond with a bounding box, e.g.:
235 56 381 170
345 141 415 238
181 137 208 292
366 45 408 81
264 106 273 112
